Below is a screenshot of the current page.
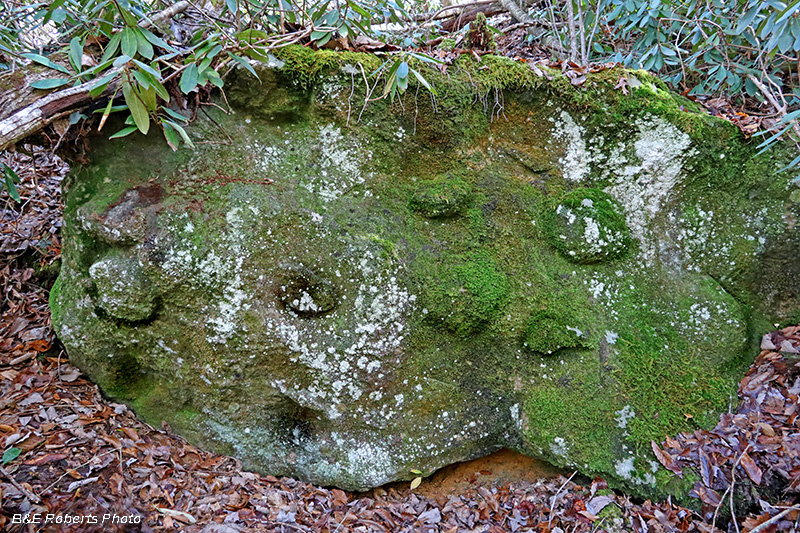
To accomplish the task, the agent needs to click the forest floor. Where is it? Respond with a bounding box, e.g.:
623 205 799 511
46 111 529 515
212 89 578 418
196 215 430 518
1 146 800 533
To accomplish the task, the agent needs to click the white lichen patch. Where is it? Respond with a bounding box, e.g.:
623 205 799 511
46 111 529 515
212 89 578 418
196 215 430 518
319 81 347 111
669 205 773 276
603 117 694 262
551 111 699 265
614 405 636 429
583 274 623 320
264 242 416 420
615 456 636 479
88 255 155 321
551 436 570 458
552 111 592 182
305 123 372 202
160 207 253 344
676 292 744 340
552 195 629 262
203 383 496 489
244 123 373 203
510 403 522 429
614 456 657 485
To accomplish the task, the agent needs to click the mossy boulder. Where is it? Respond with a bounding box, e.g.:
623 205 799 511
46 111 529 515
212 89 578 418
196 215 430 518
423 251 510 336
52 48 800 497
548 188 631 263
409 176 472 218
525 310 592 355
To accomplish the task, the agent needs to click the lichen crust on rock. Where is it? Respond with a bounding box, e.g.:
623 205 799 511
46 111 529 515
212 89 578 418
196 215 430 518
51 47 800 497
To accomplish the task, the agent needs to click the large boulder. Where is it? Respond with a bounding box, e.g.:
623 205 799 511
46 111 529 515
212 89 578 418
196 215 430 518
51 48 800 496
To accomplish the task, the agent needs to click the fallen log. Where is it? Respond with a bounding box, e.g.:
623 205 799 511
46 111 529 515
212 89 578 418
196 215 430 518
0 70 121 150
0 1 190 150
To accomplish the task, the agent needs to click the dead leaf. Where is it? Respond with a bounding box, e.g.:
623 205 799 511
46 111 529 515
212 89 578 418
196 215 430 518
740 452 763 485
651 441 682 475
19 392 44 406
24 453 68 466
155 507 196 524
615 76 630 95
67 476 99 492
586 495 615 515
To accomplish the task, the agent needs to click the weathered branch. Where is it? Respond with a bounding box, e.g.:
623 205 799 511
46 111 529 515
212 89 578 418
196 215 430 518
498 0 554 42
498 0 533 26
410 0 496 23
142 0 191 29
748 506 800 533
0 72 121 150
439 3 506 33
748 74 800 141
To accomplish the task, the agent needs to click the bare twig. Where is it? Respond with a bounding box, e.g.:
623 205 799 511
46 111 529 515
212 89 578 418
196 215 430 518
565 0 578 62
140 0 191 30
749 74 800 141
548 471 578 530
0 464 43 503
748 506 800 533
39 449 118 497
712 445 750 532
414 0 496 24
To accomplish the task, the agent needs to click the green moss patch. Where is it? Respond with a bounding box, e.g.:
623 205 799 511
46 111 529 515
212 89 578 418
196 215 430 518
409 175 472 218
425 251 510 336
547 188 631 264
525 310 593 354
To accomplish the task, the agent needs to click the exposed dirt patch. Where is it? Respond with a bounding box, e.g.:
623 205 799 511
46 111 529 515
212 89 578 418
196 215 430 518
384 449 570 505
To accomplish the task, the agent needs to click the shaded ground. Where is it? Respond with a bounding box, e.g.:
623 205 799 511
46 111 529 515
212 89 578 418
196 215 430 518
1 147 800 532
388 450 568 505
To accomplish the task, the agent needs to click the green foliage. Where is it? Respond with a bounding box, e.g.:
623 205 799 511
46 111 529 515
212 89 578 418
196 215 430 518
376 52 439 101
1 0 796 169
2 447 21 465
599 0 799 97
0 0 435 147
1 162 20 202
524 0 800 169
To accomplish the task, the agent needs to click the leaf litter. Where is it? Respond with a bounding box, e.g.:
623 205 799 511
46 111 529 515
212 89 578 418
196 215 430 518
2 145 800 531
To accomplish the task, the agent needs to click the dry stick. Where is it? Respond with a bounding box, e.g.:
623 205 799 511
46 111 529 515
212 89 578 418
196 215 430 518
565 0 578 62
140 0 191 30
0 75 120 150
498 0 535 28
414 0 495 24
548 471 578 530
748 505 800 533
38 449 118 498
577 0 587 65
729 451 740 533
0 464 43 503
712 444 750 532
749 73 800 141
585 0 606 65
333 509 353 533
